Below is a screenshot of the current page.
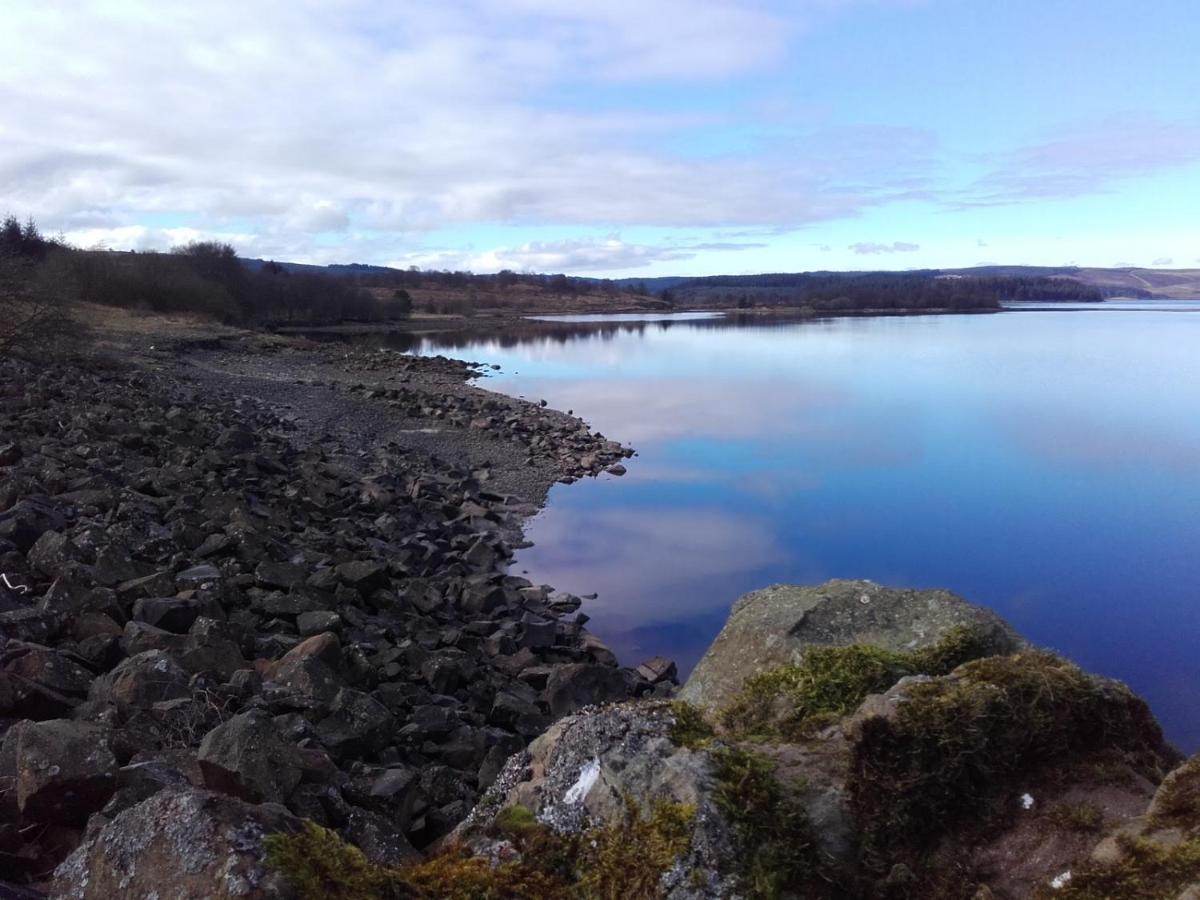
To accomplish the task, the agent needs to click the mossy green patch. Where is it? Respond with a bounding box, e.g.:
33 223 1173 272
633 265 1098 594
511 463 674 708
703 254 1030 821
849 651 1175 872
575 797 696 899
1039 835 1200 899
264 819 568 899
668 700 715 749
712 745 838 899
491 804 539 838
266 798 696 900
1149 754 1200 832
1043 802 1105 834
719 625 993 739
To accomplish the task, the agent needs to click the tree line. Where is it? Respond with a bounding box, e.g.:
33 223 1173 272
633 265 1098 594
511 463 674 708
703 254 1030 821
664 270 1104 310
0 215 408 326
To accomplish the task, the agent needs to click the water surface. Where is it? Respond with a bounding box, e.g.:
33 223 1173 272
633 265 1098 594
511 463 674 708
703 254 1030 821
402 305 1200 750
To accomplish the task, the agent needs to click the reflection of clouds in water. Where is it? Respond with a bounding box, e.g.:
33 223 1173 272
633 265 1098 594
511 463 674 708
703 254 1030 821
531 376 844 444
516 505 788 627
993 406 1200 473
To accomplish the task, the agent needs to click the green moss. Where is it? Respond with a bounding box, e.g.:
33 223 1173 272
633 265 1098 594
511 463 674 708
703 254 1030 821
668 701 715 749
265 820 568 899
1043 802 1105 834
712 745 838 899
1149 754 1200 832
575 797 696 899
1040 835 1200 899
267 799 695 900
849 652 1174 872
492 804 539 838
719 625 994 739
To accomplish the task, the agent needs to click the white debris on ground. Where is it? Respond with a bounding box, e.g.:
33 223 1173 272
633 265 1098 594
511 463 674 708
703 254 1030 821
1020 792 1035 810
1049 870 1072 889
563 757 601 805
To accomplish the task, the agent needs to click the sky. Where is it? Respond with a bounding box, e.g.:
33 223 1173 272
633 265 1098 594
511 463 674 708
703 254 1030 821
1 0 1198 276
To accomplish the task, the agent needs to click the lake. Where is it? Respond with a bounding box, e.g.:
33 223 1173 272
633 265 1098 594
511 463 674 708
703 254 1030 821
401 305 1200 750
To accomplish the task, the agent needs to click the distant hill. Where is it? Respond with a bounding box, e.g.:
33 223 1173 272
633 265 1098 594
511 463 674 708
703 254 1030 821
941 265 1200 299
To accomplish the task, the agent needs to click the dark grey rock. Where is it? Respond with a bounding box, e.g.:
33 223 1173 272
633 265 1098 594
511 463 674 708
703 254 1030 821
15 719 117 824
544 663 629 717
198 710 303 804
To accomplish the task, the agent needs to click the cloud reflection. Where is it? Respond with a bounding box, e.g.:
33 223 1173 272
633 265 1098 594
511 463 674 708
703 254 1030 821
516 504 788 628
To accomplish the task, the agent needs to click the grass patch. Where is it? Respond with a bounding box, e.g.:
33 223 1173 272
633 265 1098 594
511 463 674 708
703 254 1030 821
712 745 838 898
266 797 695 899
849 652 1175 872
1149 754 1200 832
1039 835 1200 899
719 625 995 738
668 701 715 749
1044 802 1105 834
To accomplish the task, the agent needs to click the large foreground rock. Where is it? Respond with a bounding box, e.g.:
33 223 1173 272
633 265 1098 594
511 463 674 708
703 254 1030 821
52 788 300 900
679 579 1025 710
455 700 741 899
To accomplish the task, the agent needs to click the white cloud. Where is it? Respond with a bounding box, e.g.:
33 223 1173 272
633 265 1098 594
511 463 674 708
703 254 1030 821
848 241 920 255
959 114 1200 206
0 0 937 263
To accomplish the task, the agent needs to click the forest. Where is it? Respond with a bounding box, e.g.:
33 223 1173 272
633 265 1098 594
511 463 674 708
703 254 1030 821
663 270 1105 310
1 215 1106 337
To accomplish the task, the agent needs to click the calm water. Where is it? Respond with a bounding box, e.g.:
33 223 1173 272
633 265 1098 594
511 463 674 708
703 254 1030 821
399 306 1200 750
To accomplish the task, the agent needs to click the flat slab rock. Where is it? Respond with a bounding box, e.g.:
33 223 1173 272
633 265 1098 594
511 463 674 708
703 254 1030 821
679 579 1026 711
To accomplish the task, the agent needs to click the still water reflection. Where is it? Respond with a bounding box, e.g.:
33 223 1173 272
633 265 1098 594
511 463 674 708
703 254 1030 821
389 308 1200 749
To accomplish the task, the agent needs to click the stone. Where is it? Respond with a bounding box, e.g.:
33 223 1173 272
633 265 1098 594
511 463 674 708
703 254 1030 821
198 710 304 804
254 560 307 590
3 647 94 700
15 719 117 824
52 788 300 900
296 609 341 637
544 663 629 717
92 546 153 588
175 563 223 590
679 579 1027 711
520 613 557 649
88 650 191 708
0 496 70 552
334 559 388 594
315 688 395 758
637 656 679 685
133 594 224 633
26 531 82 578
489 687 547 737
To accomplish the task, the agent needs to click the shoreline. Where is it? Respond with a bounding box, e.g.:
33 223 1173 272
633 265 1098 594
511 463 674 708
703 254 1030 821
0 313 663 891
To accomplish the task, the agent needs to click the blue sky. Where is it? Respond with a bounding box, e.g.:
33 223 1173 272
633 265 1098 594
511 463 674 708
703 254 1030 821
2 0 1198 275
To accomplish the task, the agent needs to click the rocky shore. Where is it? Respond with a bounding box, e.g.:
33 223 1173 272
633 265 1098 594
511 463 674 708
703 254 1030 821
0 329 666 895
3 329 1198 899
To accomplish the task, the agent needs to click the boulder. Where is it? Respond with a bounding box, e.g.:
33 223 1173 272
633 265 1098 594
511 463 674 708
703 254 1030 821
315 688 395 758
455 700 739 898
679 579 1026 711
254 560 307 590
88 649 191 708
0 496 71 552
14 719 117 824
544 663 629 717
26 531 82 578
133 594 224 633
198 710 303 804
52 788 299 900
334 559 388 594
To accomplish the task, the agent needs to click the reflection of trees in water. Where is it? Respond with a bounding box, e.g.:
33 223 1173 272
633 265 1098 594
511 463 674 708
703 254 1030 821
297 313 835 356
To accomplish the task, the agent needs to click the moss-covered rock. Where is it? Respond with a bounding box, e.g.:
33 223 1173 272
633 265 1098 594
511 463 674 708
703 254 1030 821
719 625 993 738
848 652 1180 875
680 580 1025 712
